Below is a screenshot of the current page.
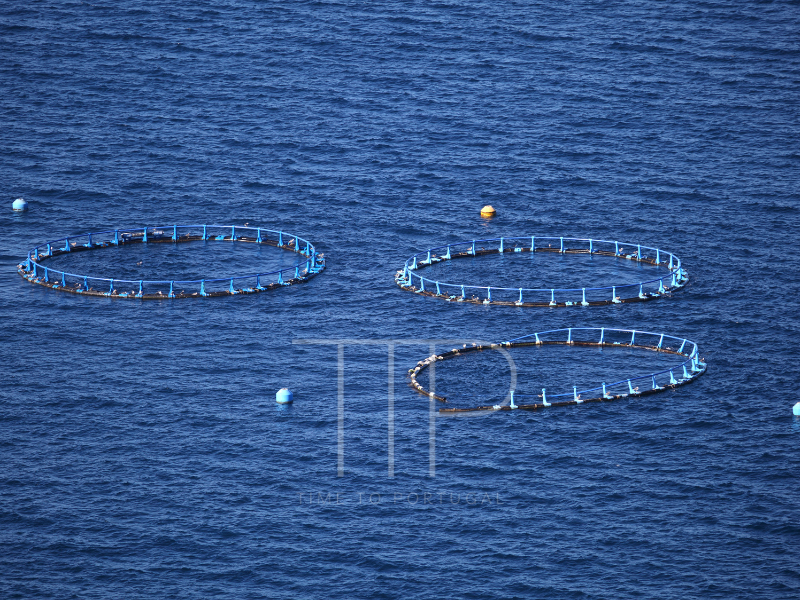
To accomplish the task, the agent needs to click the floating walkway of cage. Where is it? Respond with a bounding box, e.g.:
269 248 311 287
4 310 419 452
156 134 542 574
16 225 325 299
408 328 706 413
395 236 687 307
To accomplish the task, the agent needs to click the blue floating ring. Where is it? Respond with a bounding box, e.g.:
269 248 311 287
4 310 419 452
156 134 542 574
396 236 686 307
17 224 325 299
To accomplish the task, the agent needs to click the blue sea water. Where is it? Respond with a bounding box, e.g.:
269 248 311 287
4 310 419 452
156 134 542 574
2 1 800 598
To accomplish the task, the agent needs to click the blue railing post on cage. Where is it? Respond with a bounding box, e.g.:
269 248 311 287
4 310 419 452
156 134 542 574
486 287 491 302
658 335 664 349
256 228 262 243
47 243 51 255
83 276 88 291
229 279 236 293
34 247 39 260
639 284 645 299
255 275 261 290
567 328 572 344
574 386 582 403
603 382 610 398
534 333 540 343
628 380 636 394
612 286 619 303
631 331 636 345
560 237 564 253
656 249 660 264
87 233 92 247
615 241 619 254
518 288 523 304
671 273 677 286
63 237 70 252
169 281 174 298
108 279 114 295
138 281 143 297
60 272 65 287
668 254 673 270
600 328 605 344
461 285 465 299
295 266 300 279
231 226 236 240
582 288 588 305
294 236 298 250
471 241 476 255
652 376 659 390
531 236 535 251
670 370 677 385
589 239 593 253
542 388 550 406
173 225 177 241
679 339 687 353
550 289 556 307
200 280 206 296
444 245 451 259
305 259 310 274
143 227 148 243
304 241 310 256
659 279 666 294
499 238 504 253
278 271 284 285
683 365 690 379
637 244 641 260
278 231 283 246
32 262 38 277
113 230 119 245
203 225 208 240
436 282 441 295
426 251 431 264
420 278 425 292
411 256 417 269
44 267 49 282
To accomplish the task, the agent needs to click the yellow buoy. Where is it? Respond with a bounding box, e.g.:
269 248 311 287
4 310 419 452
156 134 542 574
480 205 496 217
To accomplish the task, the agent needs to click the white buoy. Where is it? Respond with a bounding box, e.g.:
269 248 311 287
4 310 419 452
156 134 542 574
276 388 293 404
12 198 28 211
793 402 800 416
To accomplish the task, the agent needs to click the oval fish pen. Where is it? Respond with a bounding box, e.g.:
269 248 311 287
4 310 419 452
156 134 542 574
409 328 706 413
17 225 325 299
395 236 687 306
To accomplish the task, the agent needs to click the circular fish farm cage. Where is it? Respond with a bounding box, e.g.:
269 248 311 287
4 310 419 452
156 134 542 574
409 327 706 413
17 225 325 299
395 236 687 307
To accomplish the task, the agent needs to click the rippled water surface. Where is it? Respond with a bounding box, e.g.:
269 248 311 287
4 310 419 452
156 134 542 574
2 1 799 599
